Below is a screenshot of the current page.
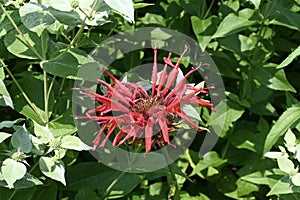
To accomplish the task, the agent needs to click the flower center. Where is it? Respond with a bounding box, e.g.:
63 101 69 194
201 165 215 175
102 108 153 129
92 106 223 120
131 96 163 116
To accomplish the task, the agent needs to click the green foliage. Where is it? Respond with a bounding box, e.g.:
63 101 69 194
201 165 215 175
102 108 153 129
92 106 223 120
0 0 299 199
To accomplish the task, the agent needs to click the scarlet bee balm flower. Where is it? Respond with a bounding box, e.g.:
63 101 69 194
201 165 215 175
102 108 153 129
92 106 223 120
76 46 214 153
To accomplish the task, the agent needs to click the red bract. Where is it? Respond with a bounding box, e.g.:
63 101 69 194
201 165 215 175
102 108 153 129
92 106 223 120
76 46 214 153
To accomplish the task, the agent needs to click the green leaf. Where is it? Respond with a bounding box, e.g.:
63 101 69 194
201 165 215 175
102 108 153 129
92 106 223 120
31 184 57 200
249 0 261 9
0 79 13 109
11 74 54 124
19 2 55 36
264 104 300 154
284 129 296 148
292 173 300 187
0 173 43 189
42 0 73 12
11 125 32 153
212 9 256 39
75 188 99 200
180 0 206 17
4 25 48 60
210 100 244 138
268 69 296 93
133 3 154 9
104 0 134 23
61 135 91 151
191 15 219 51
0 119 23 129
0 132 11 143
1 158 27 189
277 45 300 69
39 157 66 185
267 175 300 196
277 156 296 175
0 10 20 39
33 120 54 144
66 162 116 191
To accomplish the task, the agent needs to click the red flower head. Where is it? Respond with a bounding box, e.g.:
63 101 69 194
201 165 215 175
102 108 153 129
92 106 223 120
75 46 214 153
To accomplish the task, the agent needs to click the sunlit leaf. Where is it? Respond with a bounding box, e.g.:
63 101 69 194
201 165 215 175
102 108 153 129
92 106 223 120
1 158 27 189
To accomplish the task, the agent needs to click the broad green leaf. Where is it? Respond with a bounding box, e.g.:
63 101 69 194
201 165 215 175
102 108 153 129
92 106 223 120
61 135 91 151
75 188 99 200
31 183 57 200
47 8 83 26
11 125 32 153
0 132 11 143
277 156 296 175
191 15 219 51
39 157 66 185
42 0 73 12
212 9 256 39
210 100 244 138
66 162 117 191
277 45 300 69
4 25 48 60
263 104 300 154
0 10 19 39
0 79 13 109
296 144 300 163
33 121 53 144
10 74 54 124
267 175 300 196
104 0 134 23
249 0 261 9
19 2 55 36
41 53 80 78
241 168 285 185
1 158 27 189
49 108 77 137
102 173 142 199
180 0 206 17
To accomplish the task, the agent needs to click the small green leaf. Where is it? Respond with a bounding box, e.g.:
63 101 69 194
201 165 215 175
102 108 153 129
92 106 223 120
61 135 91 151
11 125 32 153
292 173 300 186
264 104 300 154
39 157 66 185
0 119 23 129
0 132 11 143
75 188 99 200
7 173 43 189
33 121 53 144
296 144 300 163
133 3 154 9
0 78 13 109
277 156 296 175
1 158 27 189
19 2 55 36
277 45 300 69
268 69 296 93
0 10 19 39
284 129 296 148
104 0 134 23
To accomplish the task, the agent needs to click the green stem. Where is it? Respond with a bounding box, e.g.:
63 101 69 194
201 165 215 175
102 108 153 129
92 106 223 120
203 0 215 19
0 59 46 123
0 4 44 61
100 171 126 200
43 71 49 124
8 189 17 200
162 148 180 200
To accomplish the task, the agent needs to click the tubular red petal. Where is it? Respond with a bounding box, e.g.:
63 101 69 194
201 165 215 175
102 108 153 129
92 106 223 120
158 114 170 144
103 69 132 97
100 123 117 147
151 48 158 96
145 118 154 153
92 123 108 150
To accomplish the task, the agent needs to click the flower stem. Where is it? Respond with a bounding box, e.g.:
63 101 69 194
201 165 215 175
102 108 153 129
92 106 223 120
162 148 180 200
0 59 46 123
